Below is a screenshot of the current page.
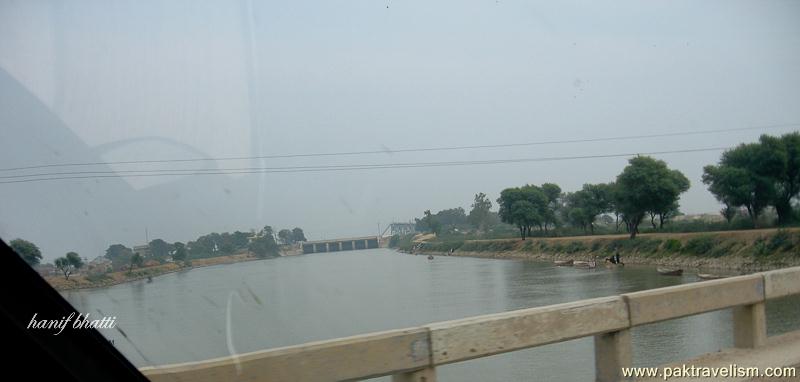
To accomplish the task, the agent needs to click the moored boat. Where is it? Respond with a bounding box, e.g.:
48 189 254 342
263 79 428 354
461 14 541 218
697 273 724 280
554 260 574 266
574 260 596 268
657 267 683 276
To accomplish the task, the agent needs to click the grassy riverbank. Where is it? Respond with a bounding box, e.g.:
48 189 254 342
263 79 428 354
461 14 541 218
47 248 300 291
403 228 800 271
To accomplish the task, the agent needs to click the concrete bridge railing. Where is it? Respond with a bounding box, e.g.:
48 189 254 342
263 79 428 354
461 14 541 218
140 267 800 382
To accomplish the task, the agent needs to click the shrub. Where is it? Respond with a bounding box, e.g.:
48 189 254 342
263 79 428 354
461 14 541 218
708 240 738 258
637 239 662 253
767 230 794 252
388 234 401 248
549 242 565 253
489 241 516 251
605 239 639 254
752 236 769 257
565 241 587 254
663 239 682 252
683 236 716 255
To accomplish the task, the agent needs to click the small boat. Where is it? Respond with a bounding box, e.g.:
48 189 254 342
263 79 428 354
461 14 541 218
574 260 596 268
657 268 683 276
554 260 574 266
427 255 434 260
697 273 724 280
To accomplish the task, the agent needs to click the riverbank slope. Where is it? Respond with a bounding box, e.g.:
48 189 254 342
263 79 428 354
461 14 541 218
408 228 800 272
48 246 301 291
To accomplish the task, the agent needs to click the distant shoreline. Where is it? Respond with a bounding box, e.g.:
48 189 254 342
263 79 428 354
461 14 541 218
404 228 800 273
48 249 300 292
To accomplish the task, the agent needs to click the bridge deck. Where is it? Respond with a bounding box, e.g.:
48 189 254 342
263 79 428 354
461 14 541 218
303 236 378 245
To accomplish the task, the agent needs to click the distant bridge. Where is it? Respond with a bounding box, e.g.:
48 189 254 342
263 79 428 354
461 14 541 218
381 222 416 237
301 236 381 254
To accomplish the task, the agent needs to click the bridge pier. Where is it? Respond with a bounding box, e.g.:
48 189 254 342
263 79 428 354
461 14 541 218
733 302 767 348
355 240 366 250
594 329 632 382
367 238 379 249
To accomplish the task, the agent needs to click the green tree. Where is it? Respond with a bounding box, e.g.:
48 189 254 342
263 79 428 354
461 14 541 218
651 170 690 229
510 200 540 240
703 143 775 227
55 252 84 280
720 204 738 223
262 226 275 241
760 133 800 224
172 242 188 264
435 207 468 229
129 253 144 273
564 183 613 234
615 156 690 238
231 231 251 249
148 239 172 260
291 227 307 242
497 185 548 239
278 229 294 245
248 234 279 258
540 183 562 231
468 192 493 230
248 226 280 258
415 210 439 235
105 244 133 271
9 238 42 266
652 200 682 229
54 258 70 279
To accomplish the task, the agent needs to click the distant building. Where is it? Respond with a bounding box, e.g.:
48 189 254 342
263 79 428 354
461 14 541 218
87 256 112 274
672 213 725 223
133 244 151 258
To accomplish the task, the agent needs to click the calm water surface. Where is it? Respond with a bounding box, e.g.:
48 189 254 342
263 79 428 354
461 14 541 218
63 249 800 381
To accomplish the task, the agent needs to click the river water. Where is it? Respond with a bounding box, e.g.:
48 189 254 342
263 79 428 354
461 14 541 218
63 248 800 381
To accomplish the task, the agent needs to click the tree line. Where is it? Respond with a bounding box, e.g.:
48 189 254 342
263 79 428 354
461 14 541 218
7 225 307 278
414 132 800 240
703 133 800 227
104 226 307 272
496 156 689 239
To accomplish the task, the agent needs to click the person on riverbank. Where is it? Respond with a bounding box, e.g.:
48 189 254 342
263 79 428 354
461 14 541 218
605 251 623 265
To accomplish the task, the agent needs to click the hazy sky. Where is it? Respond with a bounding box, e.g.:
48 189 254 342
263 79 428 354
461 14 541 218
1 0 799 261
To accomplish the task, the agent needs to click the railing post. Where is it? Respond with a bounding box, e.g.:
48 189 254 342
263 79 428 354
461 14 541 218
733 302 766 348
392 367 437 382
594 329 632 382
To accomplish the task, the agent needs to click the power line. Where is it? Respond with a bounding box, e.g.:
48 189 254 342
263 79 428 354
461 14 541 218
0 146 727 184
1 123 796 172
